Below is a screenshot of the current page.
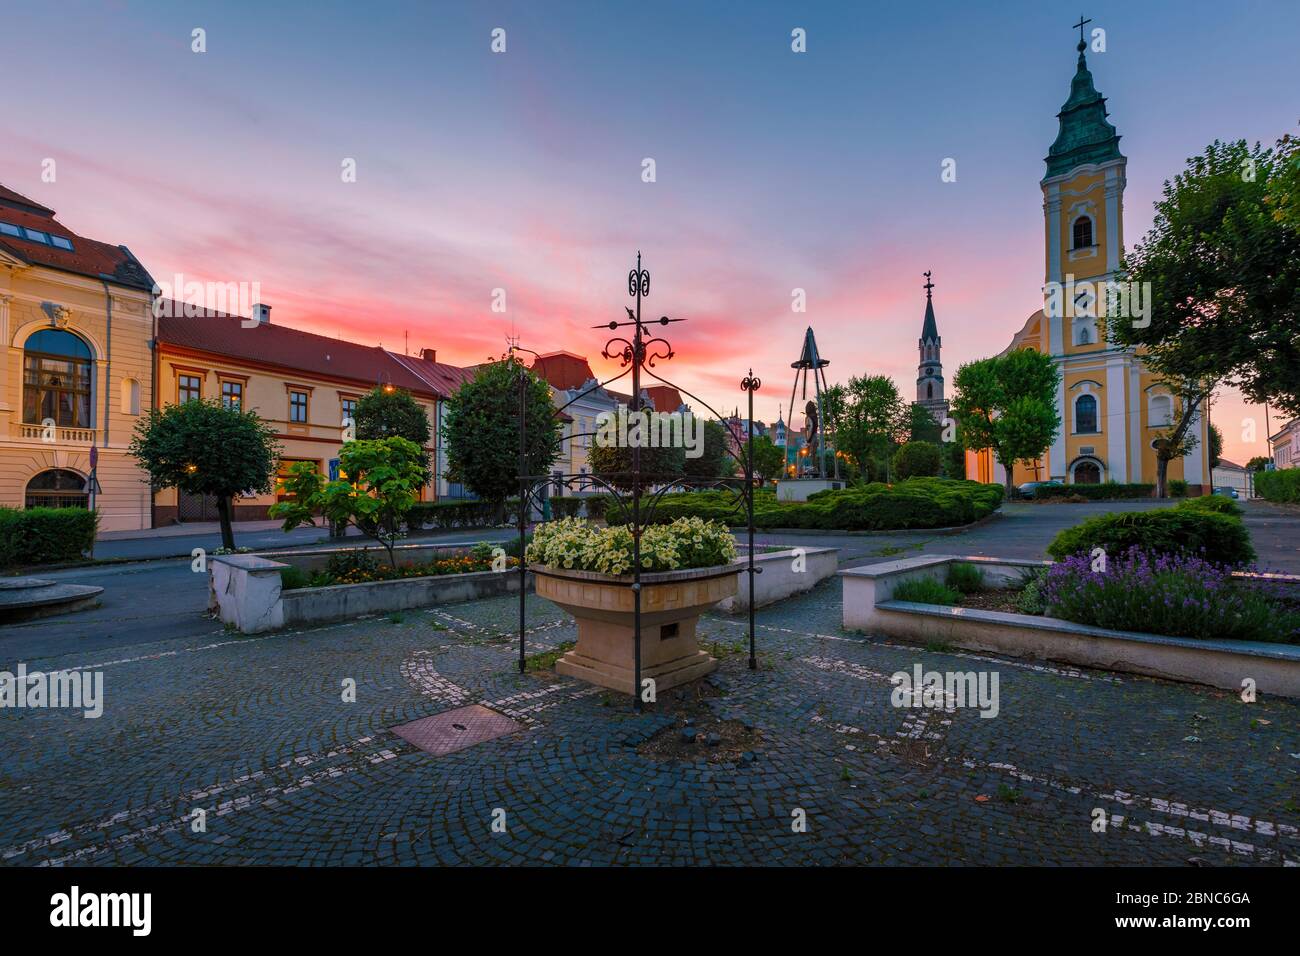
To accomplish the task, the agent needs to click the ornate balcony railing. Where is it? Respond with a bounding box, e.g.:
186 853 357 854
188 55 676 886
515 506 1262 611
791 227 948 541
16 423 98 444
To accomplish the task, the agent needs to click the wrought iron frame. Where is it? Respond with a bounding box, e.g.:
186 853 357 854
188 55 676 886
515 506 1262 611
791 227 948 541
514 253 761 710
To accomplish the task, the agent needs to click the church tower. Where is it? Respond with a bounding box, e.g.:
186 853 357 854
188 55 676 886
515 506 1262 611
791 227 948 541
915 271 947 422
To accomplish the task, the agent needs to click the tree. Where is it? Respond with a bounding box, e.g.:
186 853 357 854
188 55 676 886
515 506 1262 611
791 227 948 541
270 437 424 567
952 349 1061 499
835 374 908 482
1245 455 1271 472
354 386 431 476
906 404 943 445
444 359 562 513
683 419 731 479
1115 135 1300 499
744 434 786 482
1208 422 1223 470
941 437 966 479
130 399 279 550
892 441 942 479
589 439 686 491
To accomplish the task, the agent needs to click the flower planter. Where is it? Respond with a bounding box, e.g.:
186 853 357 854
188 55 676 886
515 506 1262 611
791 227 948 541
531 562 740 694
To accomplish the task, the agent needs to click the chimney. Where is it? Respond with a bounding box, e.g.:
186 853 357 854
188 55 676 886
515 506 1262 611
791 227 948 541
252 303 271 325
421 347 437 363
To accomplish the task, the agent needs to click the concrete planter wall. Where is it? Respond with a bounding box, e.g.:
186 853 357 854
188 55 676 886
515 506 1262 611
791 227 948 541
210 553 524 634
532 563 740 694
840 555 1300 699
717 547 840 613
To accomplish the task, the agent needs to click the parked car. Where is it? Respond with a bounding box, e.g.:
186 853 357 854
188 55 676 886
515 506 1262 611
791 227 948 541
1213 486 1240 499
1017 480 1063 499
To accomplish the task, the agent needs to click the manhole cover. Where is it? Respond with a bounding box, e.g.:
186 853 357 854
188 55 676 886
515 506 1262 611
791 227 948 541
391 704 522 756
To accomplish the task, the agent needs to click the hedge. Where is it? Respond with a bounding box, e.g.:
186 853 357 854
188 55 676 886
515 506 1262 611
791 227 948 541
0 507 99 567
405 500 498 530
1256 469 1300 504
607 478 1003 532
1046 500 1256 567
1035 482 1154 501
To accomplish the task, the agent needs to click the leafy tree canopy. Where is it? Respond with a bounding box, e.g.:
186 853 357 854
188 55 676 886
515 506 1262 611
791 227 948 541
129 399 280 549
444 359 562 507
1116 134 1300 417
951 349 1061 497
270 436 424 567
683 418 732 479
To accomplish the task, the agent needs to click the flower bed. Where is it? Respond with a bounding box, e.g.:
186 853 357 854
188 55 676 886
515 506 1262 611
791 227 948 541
605 478 1002 532
526 516 737 574
1040 548 1300 644
279 544 517 590
840 554 1300 697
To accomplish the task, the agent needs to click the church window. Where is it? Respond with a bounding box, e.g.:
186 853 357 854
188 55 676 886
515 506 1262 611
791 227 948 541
927 383 933 399
1149 394 1173 428
1075 394 1098 434
1072 216 1094 250
1077 326 1090 345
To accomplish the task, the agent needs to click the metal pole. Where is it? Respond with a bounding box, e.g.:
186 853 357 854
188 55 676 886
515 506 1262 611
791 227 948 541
745 371 758 670
518 364 527 674
631 254 644 712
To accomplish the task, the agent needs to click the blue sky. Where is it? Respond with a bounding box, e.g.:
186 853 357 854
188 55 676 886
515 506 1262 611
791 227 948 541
3 0 1296 458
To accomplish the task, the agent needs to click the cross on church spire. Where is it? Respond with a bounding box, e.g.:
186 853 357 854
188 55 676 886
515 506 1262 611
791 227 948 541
1073 14 1092 49
923 270 934 299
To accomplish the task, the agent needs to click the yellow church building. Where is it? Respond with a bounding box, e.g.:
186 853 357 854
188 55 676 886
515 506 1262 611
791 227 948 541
968 36 1211 493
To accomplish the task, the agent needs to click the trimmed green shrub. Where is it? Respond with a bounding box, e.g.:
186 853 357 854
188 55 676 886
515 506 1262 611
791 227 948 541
1177 495 1242 517
549 497 584 518
1046 507 1256 568
892 441 942 479
582 494 612 519
1168 479 1189 497
0 507 99 567
891 576 960 606
1015 569 1048 614
1256 468 1300 504
279 565 311 591
405 500 497 530
608 478 1003 532
1034 482 1154 501
946 562 985 594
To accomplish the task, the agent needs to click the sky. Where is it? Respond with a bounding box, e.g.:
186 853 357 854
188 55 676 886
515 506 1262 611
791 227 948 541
4 0 1296 466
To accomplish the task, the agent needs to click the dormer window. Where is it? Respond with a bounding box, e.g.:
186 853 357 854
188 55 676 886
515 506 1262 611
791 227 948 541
1072 216 1094 250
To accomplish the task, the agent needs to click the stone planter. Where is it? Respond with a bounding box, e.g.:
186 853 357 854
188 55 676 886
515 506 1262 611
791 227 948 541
531 562 740 694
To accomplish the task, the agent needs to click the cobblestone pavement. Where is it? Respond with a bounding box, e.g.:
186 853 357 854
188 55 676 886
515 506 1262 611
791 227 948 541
2 581 1297 866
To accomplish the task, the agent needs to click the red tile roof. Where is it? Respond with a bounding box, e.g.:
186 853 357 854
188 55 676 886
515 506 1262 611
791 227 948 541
388 351 478 399
157 306 445 397
530 351 596 390
0 183 153 290
644 385 685 412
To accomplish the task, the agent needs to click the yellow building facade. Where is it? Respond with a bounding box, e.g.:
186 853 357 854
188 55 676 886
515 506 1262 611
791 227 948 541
969 40 1210 493
154 309 448 523
0 186 156 532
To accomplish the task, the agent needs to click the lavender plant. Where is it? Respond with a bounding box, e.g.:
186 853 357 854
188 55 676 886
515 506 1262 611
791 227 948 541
1040 547 1300 644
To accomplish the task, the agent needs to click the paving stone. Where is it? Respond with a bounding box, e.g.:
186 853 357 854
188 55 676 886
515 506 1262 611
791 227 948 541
0 583 1295 866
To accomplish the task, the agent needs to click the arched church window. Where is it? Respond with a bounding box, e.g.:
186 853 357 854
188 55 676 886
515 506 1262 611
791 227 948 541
927 383 933 399
1075 394 1098 434
1149 394 1173 427
1072 216 1094 250
1077 326 1091 345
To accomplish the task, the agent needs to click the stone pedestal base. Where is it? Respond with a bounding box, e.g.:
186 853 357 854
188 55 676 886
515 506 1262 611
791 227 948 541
555 613 718 695
533 563 739 695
